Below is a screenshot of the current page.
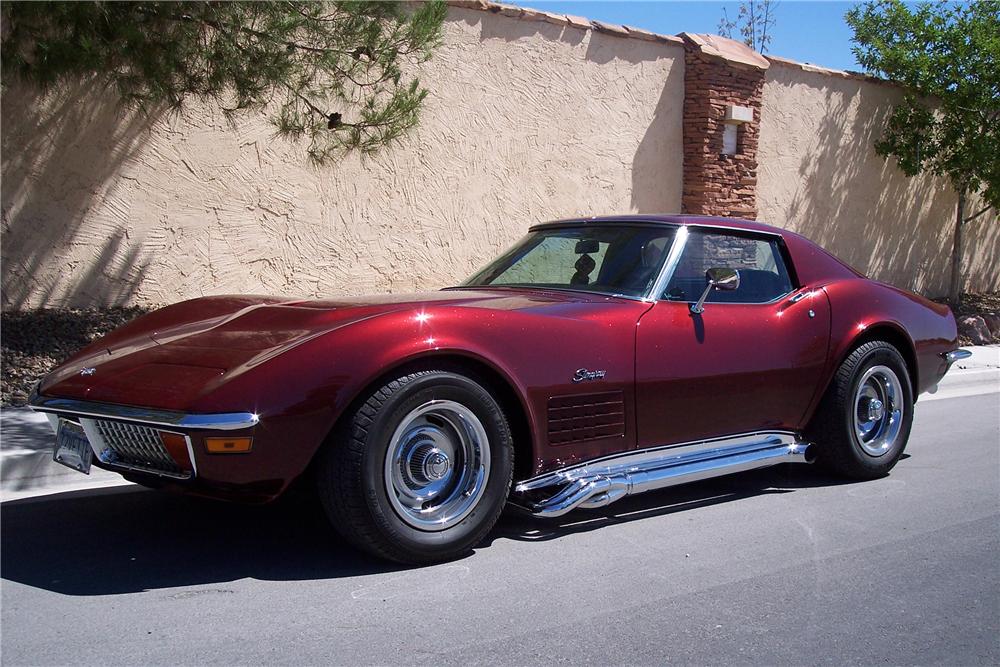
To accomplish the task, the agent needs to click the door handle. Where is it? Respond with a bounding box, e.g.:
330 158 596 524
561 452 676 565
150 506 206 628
788 290 817 317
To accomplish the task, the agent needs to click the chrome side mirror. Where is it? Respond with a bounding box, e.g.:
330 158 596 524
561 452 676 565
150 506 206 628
690 267 740 314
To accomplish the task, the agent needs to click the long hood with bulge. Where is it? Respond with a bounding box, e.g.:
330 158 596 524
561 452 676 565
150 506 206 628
37 289 622 411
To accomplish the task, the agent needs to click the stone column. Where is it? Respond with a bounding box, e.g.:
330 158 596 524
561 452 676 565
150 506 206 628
680 33 769 219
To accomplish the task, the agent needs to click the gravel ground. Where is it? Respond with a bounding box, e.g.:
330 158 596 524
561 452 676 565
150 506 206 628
1 307 151 406
933 291 1000 345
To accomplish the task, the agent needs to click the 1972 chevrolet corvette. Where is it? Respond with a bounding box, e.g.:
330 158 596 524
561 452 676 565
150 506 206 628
31 215 969 563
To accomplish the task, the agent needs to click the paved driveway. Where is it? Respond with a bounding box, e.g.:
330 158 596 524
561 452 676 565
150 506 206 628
1 391 997 665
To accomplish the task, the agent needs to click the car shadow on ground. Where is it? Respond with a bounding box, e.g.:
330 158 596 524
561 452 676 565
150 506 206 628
0 485 404 596
488 463 859 544
1 464 860 596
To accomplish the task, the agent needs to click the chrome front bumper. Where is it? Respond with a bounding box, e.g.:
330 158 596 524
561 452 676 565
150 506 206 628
29 389 259 479
29 391 259 431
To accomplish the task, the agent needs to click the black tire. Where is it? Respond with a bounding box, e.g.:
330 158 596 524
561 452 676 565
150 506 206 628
316 369 514 564
808 340 914 479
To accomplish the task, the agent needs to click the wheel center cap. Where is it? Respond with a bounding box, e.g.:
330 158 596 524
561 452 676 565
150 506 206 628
867 398 885 422
422 449 451 481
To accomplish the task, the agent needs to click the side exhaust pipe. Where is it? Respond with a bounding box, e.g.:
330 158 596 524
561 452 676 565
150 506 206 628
513 432 814 518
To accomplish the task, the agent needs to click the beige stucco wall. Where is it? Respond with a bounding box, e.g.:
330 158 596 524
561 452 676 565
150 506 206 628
758 61 999 297
4 7 997 309
1 7 685 309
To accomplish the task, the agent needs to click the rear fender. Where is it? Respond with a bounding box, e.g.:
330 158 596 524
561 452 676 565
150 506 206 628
804 279 956 425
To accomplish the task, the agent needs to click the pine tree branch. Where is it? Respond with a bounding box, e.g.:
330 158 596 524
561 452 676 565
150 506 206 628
286 84 327 118
963 205 993 225
2 0 444 162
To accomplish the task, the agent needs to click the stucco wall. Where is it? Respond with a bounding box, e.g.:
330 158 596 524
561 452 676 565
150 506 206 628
758 61 999 296
1 7 685 309
4 7 997 309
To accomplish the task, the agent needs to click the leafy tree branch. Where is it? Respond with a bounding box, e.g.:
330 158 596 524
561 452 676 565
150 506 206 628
1 1 447 162
846 0 999 302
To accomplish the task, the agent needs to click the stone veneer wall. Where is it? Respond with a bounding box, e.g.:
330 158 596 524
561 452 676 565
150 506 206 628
681 34 767 219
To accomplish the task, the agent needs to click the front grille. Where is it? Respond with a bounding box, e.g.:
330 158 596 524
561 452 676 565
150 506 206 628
93 420 187 476
548 391 626 445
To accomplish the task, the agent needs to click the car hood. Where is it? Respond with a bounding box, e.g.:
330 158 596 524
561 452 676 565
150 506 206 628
38 288 625 410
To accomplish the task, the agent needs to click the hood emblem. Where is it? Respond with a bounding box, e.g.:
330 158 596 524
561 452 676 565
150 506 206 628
80 367 96 376
573 368 606 383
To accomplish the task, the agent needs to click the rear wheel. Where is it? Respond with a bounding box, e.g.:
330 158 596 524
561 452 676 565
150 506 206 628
809 341 914 479
317 369 513 564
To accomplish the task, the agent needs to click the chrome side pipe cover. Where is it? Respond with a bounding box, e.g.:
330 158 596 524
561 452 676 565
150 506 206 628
512 431 814 518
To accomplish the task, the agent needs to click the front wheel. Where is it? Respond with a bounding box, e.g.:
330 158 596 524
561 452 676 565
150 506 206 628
317 369 514 564
808 341 914 479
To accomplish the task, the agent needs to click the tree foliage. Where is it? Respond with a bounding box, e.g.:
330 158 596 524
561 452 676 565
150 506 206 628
847 0 999 212
718 0 777 54
846 0 999 301
1 1 447 162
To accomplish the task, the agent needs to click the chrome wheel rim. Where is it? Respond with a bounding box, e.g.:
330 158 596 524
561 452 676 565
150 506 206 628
852 365 904 457
384 400 491 531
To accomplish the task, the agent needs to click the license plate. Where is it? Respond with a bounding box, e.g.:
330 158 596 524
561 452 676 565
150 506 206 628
53 419 93 474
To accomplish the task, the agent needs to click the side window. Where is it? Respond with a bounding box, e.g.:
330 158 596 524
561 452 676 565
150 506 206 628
664 231 793 304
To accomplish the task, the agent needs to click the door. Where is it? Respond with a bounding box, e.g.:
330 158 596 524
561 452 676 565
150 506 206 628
635 229 830 448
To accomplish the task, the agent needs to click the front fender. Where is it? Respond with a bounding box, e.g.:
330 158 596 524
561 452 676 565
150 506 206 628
193 299 647 480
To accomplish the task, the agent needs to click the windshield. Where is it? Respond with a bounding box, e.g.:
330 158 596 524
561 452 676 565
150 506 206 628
462 225 677 298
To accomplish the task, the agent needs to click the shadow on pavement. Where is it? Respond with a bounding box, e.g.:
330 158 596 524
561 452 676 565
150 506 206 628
0 486 407 596
490 463 856 544
1 410 53 452
1 464 854 596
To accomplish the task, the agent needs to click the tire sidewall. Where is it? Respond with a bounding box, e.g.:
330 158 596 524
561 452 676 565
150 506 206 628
840 345 914 473
359 372 512 557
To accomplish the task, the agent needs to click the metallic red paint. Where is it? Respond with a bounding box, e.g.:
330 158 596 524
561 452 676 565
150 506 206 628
635 289 832 447
34 216 960 502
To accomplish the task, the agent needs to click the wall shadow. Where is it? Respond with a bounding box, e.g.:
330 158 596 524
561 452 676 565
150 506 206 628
762 65 1000 296
451 7 675 66
1 80 162 309
469 8 584 48
583 29 673 67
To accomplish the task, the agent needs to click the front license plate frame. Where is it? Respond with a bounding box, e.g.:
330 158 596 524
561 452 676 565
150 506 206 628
53 419 93 474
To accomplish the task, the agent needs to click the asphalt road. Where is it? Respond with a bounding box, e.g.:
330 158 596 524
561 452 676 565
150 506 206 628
2 391 998 666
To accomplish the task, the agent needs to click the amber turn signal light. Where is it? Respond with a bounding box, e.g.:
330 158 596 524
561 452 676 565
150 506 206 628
205 436 253 454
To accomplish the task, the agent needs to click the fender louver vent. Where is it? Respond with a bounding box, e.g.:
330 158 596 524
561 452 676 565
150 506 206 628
548 391 625 445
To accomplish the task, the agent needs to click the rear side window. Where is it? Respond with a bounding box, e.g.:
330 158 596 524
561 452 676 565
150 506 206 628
663 231 793 304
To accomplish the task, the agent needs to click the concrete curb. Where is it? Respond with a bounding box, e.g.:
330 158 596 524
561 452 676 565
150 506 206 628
3 345 997 502
948 344 999 371
922 344 1000 402
1 408 134 502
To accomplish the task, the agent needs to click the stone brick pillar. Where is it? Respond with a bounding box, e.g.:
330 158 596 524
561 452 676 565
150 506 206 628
680 33 769 218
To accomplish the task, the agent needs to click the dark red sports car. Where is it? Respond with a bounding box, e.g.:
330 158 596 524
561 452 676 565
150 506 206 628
31 215 968 563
